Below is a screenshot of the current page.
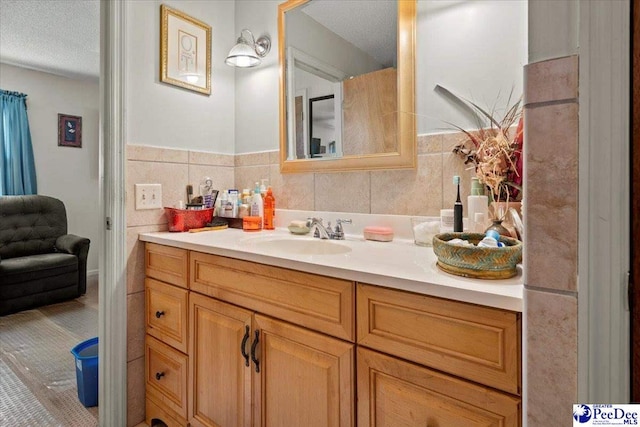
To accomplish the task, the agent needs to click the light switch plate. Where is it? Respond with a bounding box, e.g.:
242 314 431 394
135 184 162 210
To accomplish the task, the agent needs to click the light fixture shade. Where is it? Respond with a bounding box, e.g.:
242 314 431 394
225 40 261 68
225 30 271 68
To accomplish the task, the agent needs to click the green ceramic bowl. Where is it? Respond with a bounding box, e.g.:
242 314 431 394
432 232 522 279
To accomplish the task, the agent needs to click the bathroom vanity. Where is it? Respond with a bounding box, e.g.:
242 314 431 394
139 227 522 427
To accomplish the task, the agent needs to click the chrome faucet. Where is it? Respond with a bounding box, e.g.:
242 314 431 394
308 218 333 239
333 219 352 240
308 218 352 240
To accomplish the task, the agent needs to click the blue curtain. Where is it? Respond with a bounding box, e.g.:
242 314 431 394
0 90 37 195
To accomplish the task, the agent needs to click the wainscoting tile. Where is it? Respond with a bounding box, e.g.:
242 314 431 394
269 165 315 211
525 102 578 291
127 144 188 163
235 165 271 193
417 134 442 154
526 288 577 427
127 291 145 362
269 150 280 165
371 154 442 216
188 164 235 199
442 130 469 153
126 224 166 295
188 150 234 167
235 152 271 167
315 171 370 213
524 55 578 105
126 160 189 227
127 357 146 427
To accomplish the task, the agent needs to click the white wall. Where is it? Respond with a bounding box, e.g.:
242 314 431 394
125 0 236 153
528 0 578 63
0 63 100 273
415 0 527 134
233 0 280 154
234 0 527 154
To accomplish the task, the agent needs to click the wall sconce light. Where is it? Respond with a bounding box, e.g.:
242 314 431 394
225 29 271 68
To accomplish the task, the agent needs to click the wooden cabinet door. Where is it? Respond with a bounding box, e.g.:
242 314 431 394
189 293 253 427
252 314 355 427
342 67 397 156
357 347 521 427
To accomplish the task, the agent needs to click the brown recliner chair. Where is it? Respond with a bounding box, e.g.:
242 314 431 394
0 195 90 315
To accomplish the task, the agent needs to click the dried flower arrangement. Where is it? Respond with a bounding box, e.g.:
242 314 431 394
438 86 523 207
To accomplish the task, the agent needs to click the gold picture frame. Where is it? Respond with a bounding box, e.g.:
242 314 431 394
160 4 211 95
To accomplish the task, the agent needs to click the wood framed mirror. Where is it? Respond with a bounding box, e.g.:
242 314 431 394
278 0 416 173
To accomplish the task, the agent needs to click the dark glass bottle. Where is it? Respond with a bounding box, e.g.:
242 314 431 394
485 219 510 237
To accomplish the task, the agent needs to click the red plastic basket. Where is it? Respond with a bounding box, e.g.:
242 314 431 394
164 207 214 232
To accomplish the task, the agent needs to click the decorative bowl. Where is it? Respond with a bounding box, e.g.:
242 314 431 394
432 232 522 279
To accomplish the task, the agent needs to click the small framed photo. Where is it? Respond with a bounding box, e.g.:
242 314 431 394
58 114 82 148
160 4 211 95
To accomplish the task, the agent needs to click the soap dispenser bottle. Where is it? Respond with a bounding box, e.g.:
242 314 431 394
260 179 269 199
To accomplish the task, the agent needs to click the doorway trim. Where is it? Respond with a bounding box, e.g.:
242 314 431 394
631 0 639 402
577 0 631 403
99 0 127 424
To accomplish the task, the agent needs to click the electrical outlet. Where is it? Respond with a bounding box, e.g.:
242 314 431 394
135 184 162 210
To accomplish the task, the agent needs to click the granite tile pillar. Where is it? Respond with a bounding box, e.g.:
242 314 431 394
523 54 579 426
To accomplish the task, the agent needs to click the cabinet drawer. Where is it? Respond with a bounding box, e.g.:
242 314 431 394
146 243 189 288
146 335 188 420
357 284 521 395
190 252 355 341
146 396 187 427
357 347 521 427
146 278 189 353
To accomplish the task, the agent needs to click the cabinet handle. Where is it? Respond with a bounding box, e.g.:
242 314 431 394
155 371 165 381
240 325 250 367
155 310 165 318
250 330 260 373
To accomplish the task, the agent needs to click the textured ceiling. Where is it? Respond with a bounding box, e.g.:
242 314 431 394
0 0 396 81
302 0 397 68
0 0 100 81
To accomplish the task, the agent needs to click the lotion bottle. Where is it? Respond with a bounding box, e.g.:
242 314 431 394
250 182 264 227
467 177 488 232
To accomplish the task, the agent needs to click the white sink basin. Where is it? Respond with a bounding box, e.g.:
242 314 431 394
241 236 352 255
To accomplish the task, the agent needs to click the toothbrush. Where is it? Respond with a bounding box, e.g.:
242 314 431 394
186 185 193 204
453 176 463 232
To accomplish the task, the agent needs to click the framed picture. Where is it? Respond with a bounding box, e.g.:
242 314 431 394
58 114 82 148
160 4 211 95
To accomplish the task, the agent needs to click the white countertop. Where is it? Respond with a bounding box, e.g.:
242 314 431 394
139 226 523 312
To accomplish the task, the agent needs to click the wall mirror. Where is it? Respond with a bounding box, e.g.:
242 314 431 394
278 0 416 173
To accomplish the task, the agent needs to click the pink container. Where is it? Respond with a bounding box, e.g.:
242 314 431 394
164 207 214 232
363 226 394 242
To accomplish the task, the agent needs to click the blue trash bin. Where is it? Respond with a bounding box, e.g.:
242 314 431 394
71 337 99 407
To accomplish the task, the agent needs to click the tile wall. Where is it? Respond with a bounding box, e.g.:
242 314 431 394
234 133 477 216
523 54 579 426
125 146 234 425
